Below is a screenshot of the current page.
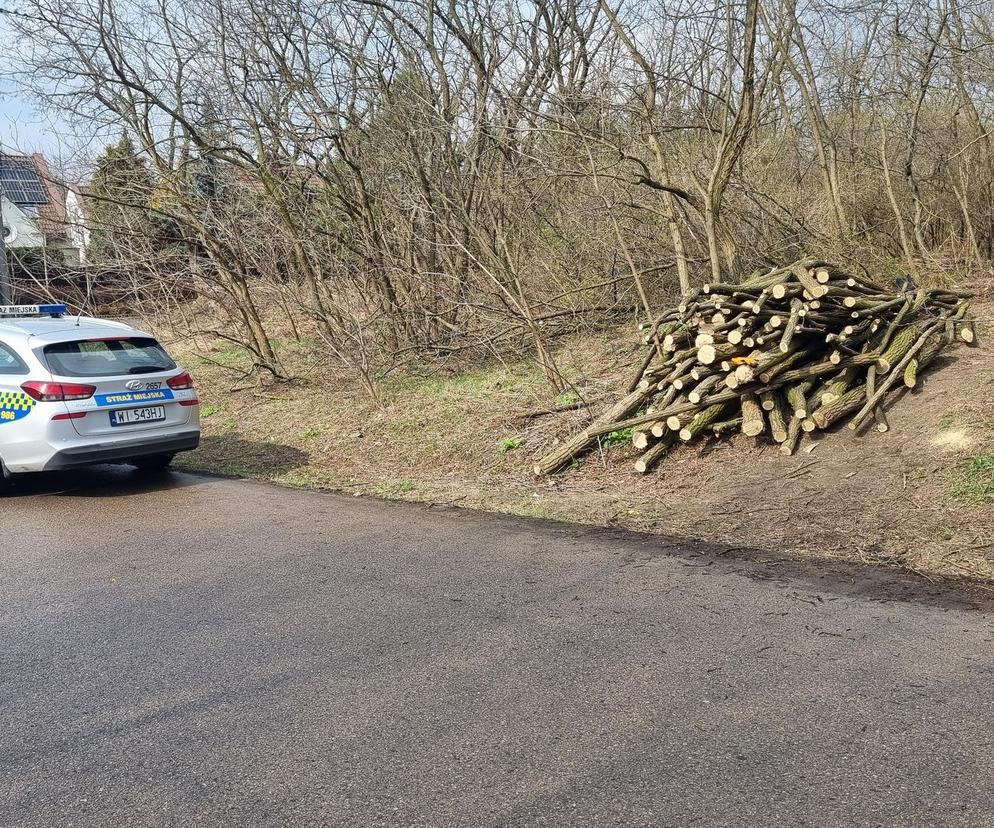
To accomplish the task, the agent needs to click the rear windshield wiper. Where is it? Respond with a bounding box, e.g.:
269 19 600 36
127 365 171 374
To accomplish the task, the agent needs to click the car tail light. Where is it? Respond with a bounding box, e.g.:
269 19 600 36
21 381 96 402
167 371 194 391
179 399 200 407
52 411 87 421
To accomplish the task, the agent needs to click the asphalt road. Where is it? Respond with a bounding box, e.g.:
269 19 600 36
1 469 993 827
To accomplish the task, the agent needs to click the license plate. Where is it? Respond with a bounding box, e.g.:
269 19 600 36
110 405 166 426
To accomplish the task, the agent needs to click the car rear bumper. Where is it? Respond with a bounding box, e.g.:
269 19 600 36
40 430 201 470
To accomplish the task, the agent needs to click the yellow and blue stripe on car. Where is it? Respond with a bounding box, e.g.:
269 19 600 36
0 391 36 423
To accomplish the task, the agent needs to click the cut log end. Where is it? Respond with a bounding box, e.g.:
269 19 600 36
735 365 755 383
903 358 919 389
697 344 717 365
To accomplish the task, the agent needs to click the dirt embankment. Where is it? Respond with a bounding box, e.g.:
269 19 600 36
171 305 994 583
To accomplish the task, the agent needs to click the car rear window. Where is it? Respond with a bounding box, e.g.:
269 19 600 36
43 337 177 378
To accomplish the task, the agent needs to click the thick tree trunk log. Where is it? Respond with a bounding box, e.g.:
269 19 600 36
779 298 804 352
741 392 766 437
904 333 946 388
813 387 866 429
766 392 790 443
790 262 828 298
849 322 943 429
757 347 811 383
819 367 855 405
780 416 803 455
635 435 675 474
876 323 922 374
689 373 723 404
786 380 815 419
679 403 731 441
711 417 743 435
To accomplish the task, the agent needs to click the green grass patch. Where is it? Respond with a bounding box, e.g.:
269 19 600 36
382 361 545 401
379 479 417 495
200 404 220 418
210 344 252 367
601 427 633 447
951 454 994 504
498 436 523 453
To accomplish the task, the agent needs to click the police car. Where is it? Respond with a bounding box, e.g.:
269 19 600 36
0 304 200 486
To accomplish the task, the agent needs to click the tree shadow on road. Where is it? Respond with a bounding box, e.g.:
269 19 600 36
182 434 310 478
2 465 207 499
1 436 309 500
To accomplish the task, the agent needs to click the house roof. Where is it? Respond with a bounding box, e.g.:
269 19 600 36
0 153 70 240
0 155 49 205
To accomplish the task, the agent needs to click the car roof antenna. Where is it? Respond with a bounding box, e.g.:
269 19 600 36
75 273 95 327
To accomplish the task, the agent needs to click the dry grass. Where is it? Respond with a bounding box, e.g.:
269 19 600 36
169 306 994 584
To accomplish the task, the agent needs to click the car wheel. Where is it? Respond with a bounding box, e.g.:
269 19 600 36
0 461 13 495
133 453 175 474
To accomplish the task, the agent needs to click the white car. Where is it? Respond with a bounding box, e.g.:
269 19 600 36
0 304 200 485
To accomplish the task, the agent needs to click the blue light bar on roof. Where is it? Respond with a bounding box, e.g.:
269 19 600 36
0 304 68 317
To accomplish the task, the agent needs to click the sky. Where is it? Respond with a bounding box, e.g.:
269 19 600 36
0 9 77 162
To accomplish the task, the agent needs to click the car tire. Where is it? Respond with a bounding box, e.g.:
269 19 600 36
0 461 13 495
133 453 175 474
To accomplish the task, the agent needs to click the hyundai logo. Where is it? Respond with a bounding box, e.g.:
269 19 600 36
125 380 144 391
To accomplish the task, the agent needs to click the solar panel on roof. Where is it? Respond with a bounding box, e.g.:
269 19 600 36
0 156 50 206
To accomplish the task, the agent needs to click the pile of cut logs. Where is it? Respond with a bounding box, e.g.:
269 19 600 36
534 259 976 475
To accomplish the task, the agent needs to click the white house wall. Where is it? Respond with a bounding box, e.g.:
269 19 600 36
0 196 45 249
64 189 90 263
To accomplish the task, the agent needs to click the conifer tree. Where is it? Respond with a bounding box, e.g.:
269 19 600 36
87 134 155 261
